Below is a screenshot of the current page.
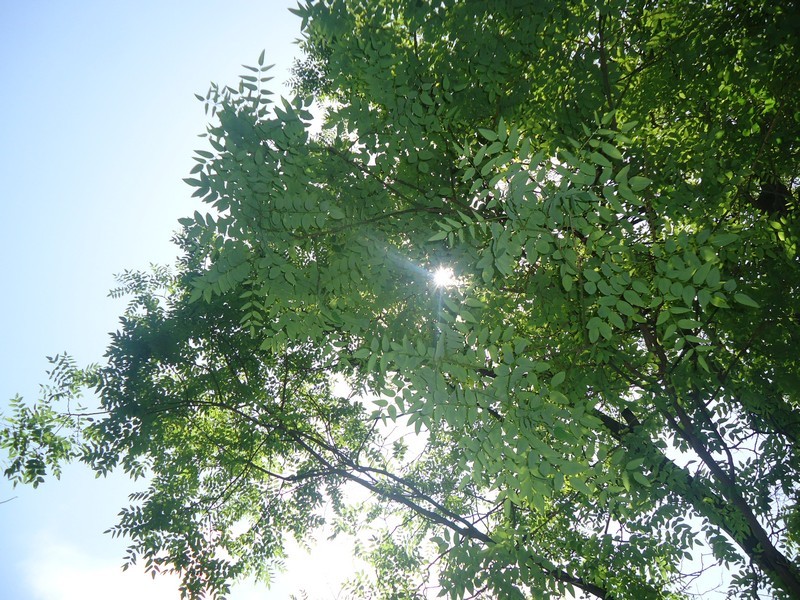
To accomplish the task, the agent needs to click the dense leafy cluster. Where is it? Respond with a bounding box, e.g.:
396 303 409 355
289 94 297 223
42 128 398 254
3 1 800 598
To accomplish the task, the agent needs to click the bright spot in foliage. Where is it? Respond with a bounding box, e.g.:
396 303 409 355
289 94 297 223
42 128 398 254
432 266 457 288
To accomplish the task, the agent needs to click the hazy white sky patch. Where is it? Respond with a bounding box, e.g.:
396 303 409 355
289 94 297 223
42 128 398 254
19 529 361 600
21 532 181 600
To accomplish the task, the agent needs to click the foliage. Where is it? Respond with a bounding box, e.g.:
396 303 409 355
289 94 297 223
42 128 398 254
3 0 800 598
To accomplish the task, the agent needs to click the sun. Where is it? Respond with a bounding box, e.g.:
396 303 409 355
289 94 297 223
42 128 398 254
431 266 457 288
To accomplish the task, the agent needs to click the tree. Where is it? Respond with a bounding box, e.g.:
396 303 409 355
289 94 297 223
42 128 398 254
3 0 800 598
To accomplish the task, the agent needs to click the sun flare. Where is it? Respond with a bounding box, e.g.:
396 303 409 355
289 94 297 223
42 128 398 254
431 266 457 288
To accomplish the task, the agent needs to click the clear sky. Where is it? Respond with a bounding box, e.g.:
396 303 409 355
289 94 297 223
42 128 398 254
0 1 356 598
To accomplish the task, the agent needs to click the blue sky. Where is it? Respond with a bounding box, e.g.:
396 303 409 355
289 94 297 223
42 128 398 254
0 2 356 598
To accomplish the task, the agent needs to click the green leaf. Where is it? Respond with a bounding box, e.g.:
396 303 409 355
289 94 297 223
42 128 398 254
608 310 625 329
616 300 635 317
601 142 623 161
478 128 497 141
589 151 612 168
551 371 566 387
623 289 645 307
628 176 651 191
734 293 759 308
711 233 739 247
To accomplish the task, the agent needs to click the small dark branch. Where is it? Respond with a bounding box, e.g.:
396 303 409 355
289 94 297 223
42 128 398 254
551 567 609 599
353 416 379 463
288 427 494 543
304 206 442 239
294 428 487 540
638 323 670 380
324 144 423 203
751 110 782 174
597 13 617 128
687 391 737 480
279 355 290 410
324 141 475 213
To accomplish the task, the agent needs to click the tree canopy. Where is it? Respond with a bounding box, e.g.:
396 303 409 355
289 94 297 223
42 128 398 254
3 0 800 598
